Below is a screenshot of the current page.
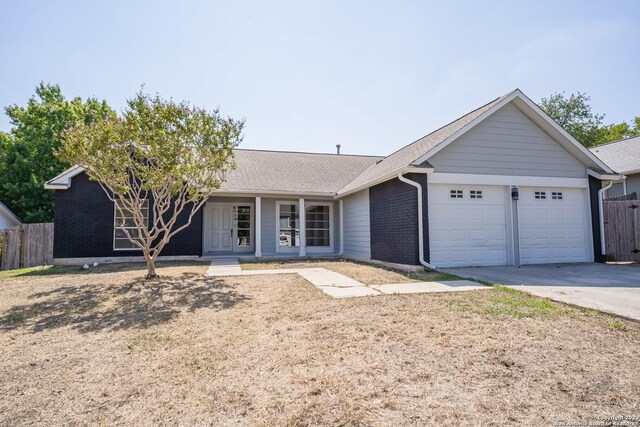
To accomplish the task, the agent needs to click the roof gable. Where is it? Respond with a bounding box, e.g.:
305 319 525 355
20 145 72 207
337 89 615 196
426 102 587 178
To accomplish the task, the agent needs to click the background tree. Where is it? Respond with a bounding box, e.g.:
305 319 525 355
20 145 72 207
597 117 640 143
540 92 604 147
59 91 244 278
0 83 114 222
540 91 639 147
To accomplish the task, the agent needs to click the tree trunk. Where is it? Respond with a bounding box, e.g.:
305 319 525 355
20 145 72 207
145 255 157 279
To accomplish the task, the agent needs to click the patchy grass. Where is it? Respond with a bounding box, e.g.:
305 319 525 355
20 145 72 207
482 286 568 318
239 259 460 284
0 265 83 279
1 261 639 426
0 260 210 280
609 320 629 331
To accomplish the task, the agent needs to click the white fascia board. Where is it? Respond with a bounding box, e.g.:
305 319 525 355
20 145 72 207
334 165 433 199
214 189 335 199
44 165 85 190
429 172 589 188
410 91 519 166
44 182 71 190
587 169 625 181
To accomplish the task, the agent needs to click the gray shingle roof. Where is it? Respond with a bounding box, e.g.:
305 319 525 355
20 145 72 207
218 149 382 194
590 136 640 174
336 91 514 195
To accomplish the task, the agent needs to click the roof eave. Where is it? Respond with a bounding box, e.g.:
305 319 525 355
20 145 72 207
215 189 336 198
43 165 85 190
335 165 434 199
587 169 625 181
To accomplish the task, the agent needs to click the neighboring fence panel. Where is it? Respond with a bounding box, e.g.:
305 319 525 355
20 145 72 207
606 192 637 201
21 223 54 268
0 223 54 271
603 200 640 262
0 225 21 270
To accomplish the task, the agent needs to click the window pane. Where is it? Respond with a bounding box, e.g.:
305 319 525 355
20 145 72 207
114 199 149 250
279 204 299 247
237 206 251 222
114 239 139 249
279 229 299 246
306 205 330 247
237 229 250 246
114 228 141 239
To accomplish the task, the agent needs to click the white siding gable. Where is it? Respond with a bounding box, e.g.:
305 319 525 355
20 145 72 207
0 212 17 229
342 189 371 259
428 103 587 178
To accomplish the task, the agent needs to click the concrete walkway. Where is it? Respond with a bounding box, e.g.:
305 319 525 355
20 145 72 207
444 263 640 320
206 259 487 298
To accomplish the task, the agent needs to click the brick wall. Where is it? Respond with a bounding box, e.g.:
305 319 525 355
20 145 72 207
53 173 203 259
369 173 429 265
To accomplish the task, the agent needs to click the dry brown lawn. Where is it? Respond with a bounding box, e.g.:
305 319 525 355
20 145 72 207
1 260 639 426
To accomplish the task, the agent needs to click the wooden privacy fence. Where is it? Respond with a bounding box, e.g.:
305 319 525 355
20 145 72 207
603 193 640 262
0 223 54 271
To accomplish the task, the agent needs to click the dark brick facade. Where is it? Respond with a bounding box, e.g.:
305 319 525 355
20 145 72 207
588 175 605 263
53 173 203 259
369 173 429 265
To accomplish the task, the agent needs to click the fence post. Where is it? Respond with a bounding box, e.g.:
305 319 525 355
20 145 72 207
19 224 25 269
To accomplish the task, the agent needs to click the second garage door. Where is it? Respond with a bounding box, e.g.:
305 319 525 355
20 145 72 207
517 187 589 264
429 184 508 268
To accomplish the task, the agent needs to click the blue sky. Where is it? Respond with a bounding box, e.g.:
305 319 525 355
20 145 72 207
1 1 638 156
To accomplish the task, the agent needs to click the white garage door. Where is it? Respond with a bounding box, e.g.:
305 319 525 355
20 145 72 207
518 187 588 264
429 184 508 268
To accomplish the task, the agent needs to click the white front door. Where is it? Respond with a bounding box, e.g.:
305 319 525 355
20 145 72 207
205 204 233 252
428 184 509 267
517 187 588 264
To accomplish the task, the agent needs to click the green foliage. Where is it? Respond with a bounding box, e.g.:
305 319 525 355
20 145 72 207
59 90 244 277
540 92 604 147
0 83 114 222
540 91 640 147
597 117 640 144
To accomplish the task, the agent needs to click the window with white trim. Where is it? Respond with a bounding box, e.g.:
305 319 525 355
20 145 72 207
470 190 483 199
450 190 463 199
114 199 149 250
534 191 546 200
306 204 330 247
551 192 563 200
278 203 299 247
234 205 251 246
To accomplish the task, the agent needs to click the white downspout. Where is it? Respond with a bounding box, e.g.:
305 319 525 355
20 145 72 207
598 181 613 256
397 172 437 269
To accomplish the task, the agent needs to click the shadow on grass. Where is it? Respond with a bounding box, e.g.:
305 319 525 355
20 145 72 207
0 261 211 279
0 272 248 333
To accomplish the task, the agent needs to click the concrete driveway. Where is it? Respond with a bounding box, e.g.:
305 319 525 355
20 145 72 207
443 263 640 320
